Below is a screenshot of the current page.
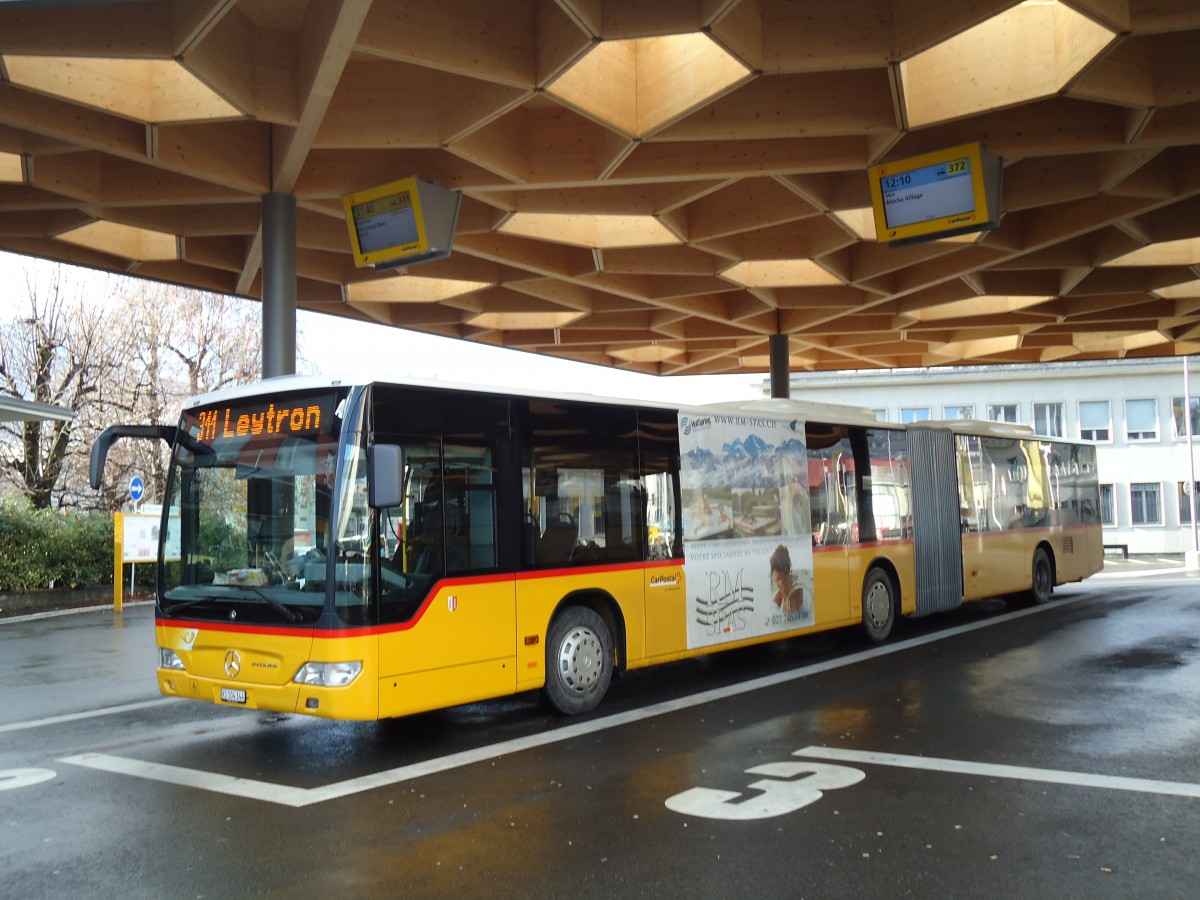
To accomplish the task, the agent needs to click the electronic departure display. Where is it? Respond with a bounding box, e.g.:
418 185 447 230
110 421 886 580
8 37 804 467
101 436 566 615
867 142 1003 246
342 176 462 270
191 392 340 445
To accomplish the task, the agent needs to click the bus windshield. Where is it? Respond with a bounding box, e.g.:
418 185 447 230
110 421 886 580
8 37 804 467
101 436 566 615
160 387 353 626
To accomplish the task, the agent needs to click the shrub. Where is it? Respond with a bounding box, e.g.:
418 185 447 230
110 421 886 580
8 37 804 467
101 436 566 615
0 497 114 592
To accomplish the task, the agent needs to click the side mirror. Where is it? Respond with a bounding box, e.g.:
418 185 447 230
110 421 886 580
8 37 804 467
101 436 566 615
368 444 404 508
90 425 176 489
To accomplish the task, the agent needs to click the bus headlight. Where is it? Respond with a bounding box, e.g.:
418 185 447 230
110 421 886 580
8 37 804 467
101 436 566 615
159 648 186 670
293 661 363 687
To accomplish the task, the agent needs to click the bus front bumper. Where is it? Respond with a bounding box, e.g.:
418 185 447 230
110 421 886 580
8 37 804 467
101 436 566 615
157 668 378 720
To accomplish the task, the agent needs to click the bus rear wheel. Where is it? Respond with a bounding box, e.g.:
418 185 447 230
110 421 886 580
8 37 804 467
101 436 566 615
861 568 896 642
1028 547 1054 605
543 607 613 715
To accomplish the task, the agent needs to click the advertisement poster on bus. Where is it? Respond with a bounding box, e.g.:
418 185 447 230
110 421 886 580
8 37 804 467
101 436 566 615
678 410 814 650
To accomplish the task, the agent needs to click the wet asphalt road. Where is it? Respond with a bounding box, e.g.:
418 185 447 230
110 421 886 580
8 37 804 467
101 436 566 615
2 565 1199 899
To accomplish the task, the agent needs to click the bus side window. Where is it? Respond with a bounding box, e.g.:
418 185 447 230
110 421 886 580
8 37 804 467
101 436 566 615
372 441 439 624
442 443 498 573
866 427 910 541
638 409 682 560
807 423 856 545
527 399 640 567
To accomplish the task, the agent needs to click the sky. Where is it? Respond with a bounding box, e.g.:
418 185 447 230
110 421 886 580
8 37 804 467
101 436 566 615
0 250 765 406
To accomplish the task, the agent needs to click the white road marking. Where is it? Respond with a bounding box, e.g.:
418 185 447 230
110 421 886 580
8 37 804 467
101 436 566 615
59 753 314 807
666 760 865 820
0 768 56 791
799 746 1200 800
59 598 1088 806
0 699 175 734
0 599 154 625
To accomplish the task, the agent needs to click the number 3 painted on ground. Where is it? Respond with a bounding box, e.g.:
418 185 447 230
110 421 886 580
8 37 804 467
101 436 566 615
665 759 865 820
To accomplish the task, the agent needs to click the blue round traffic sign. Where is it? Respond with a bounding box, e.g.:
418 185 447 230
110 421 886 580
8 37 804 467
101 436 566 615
129 476 145 502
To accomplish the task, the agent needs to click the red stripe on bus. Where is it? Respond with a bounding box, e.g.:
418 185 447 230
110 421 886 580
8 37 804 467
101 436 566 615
157 558 685 639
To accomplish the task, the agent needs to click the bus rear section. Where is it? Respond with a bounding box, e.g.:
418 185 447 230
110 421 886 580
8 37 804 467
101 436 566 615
908 423 1103 613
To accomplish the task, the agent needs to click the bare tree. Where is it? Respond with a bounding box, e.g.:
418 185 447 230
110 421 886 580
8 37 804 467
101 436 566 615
0 258 262 511
0 264 119 509
95 280 260 505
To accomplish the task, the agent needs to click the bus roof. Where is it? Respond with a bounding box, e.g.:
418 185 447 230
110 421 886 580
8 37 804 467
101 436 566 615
181 376 1088 446
702 396 885 427
912 419 1075 442
184 374 360 409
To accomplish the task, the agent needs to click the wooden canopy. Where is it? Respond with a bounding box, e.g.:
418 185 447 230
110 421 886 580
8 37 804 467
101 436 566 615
2 0 1200 375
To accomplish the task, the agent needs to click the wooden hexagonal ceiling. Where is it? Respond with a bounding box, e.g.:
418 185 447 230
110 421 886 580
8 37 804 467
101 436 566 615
2 0 1200 375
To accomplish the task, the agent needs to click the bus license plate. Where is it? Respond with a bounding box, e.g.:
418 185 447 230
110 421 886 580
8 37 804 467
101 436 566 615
220 688 247 704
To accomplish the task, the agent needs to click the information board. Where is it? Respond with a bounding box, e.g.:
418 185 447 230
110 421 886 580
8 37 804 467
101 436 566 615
120 511 180 563
868 142 1002 246
342 176 462 270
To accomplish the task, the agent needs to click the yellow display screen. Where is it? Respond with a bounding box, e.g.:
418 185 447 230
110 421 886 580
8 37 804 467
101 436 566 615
342 176 430 267
868 142 999 244
350 189 419 255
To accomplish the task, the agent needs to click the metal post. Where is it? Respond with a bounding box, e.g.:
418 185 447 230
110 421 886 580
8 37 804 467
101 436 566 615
769 333 790 399
261 192 297 378
1184 356 1199 568
113 511 123 613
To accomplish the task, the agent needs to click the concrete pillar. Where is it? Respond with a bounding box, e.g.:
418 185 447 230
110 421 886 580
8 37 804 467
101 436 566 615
261 192 297 378
769 333 790 399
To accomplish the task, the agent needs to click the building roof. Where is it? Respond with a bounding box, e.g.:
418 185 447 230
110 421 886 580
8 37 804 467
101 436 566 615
0 394 74 423
1 1 1200 376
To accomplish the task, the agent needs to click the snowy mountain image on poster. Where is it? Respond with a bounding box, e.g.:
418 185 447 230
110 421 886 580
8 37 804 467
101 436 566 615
678 410 815 649
679 413 809 542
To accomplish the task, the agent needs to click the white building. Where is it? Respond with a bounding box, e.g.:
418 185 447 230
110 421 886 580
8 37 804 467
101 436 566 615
782 357 1200 556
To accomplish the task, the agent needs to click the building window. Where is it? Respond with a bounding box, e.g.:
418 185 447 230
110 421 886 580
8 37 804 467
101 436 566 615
1099 483 1115 526
1033 402 1063 437
1180 482 1200 525
1125 398 1159 442
1130 482 1162 525
1171 395 1200 439
900 407 930 423
1079 400 1111 441
987 403 1019 423
872 409 888 422
943 404 974 420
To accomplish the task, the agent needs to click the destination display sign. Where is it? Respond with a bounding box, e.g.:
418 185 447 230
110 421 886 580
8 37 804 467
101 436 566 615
878 154 973 229
348 183 422 259
868 142 1002 246
342 176 461 270
189 392 341 447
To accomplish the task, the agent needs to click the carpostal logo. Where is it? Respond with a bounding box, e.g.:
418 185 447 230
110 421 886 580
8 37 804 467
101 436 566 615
650 573 679 587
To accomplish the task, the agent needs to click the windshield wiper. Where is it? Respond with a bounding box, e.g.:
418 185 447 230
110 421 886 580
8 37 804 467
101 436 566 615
163 596 215 616
164 588 303 623
244 586 303 623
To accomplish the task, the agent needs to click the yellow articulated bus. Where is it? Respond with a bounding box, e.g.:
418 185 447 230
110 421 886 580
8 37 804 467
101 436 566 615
90 376 1103 721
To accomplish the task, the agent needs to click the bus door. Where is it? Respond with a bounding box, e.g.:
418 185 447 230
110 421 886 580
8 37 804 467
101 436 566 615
370 439 516 717
807 424 853 624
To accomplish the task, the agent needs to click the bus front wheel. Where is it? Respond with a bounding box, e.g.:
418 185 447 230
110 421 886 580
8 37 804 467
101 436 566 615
543 607 613 715
861 568 895 643
1028 547 1053 605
